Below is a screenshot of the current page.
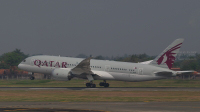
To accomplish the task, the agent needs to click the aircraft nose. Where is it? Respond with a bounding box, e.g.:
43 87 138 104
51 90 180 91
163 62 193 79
18 63 22 69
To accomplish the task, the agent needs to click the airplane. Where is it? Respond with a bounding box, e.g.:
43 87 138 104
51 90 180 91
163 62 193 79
18 38 189 88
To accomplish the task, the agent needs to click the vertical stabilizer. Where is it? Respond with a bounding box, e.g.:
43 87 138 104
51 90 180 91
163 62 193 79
150 39 184 69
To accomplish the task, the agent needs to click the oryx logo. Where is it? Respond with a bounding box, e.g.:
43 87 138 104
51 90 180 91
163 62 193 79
157 43 182 69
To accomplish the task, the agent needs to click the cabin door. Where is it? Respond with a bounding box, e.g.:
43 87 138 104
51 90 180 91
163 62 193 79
138 68 143 75
30 58 36 66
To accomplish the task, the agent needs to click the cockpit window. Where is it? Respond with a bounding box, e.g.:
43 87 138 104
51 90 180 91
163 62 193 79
23 60 26 62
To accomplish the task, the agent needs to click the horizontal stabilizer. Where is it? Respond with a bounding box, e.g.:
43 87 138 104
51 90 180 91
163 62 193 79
155 70 194 77
176 70 194 75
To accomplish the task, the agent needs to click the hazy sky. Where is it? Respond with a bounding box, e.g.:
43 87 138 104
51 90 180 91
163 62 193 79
0 0 199 57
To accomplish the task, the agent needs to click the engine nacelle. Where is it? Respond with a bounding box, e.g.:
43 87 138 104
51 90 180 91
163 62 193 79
52 68 72 81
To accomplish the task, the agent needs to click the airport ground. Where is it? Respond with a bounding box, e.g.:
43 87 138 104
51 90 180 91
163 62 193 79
0 79 200 112
0 102 200 112
0 79 200 87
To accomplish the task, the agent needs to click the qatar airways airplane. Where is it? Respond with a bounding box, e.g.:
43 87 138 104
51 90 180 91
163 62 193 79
18 39 189 88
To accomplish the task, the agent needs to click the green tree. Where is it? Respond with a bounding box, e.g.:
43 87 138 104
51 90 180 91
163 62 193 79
0 49 28 68
0 63 10 69
180 60 200 70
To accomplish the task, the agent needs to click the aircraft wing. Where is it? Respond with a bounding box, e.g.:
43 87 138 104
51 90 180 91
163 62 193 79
71 57 92 74
71 57 96 81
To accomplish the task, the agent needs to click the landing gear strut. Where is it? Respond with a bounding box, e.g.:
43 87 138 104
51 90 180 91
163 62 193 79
30 76 35 80
99 80 109 87
86 81 96 88
29 72 35 80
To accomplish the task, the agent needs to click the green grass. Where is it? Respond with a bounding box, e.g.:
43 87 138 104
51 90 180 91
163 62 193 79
0 90 199 102
0 79 199 102
0 79 199 87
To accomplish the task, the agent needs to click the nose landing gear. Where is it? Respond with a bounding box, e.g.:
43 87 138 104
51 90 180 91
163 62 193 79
29 72 35 80
30 76 35 80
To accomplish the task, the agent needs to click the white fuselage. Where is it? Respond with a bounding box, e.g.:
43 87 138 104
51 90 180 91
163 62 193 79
18 55 175 81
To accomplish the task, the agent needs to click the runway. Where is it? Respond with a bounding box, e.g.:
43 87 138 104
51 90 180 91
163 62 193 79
0 87 200 91
0 102 200 112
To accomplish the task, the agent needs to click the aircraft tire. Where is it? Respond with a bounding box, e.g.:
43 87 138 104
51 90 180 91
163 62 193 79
104 83 109 88
30 76 35 80
99 82 104 86
90 84 96 88
86 83 91 88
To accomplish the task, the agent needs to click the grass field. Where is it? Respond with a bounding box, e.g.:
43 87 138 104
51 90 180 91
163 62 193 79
0 90 199 102
0 79 200 102
0 79 199 87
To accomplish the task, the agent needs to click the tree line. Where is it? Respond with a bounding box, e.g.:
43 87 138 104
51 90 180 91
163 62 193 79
0 49 199 73
0 49 28 69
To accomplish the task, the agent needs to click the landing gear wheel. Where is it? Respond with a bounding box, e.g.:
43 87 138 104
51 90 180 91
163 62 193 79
86 83 96 88
99 82 104 86
99 80 109 87
104 83 109 88
30 76 35 80
86 83 91 88
90 84 96 88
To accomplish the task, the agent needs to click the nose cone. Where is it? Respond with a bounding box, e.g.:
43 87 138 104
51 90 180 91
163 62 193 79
18 63 23 70
18 63 21 69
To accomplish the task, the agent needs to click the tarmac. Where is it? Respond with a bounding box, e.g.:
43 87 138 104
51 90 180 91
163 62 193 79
0 87 200 91
0 87 200 112
0 102 200 112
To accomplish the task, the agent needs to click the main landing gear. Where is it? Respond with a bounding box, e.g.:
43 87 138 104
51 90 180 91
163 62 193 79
85 80 110 88
99 80 109 87
86 81 96 88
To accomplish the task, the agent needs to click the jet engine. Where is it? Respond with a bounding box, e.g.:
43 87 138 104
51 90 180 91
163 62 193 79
52 68 73 81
